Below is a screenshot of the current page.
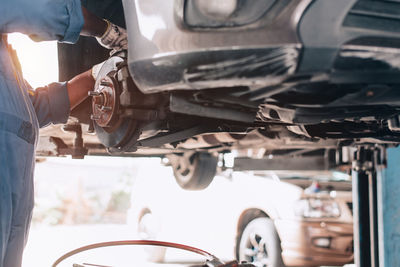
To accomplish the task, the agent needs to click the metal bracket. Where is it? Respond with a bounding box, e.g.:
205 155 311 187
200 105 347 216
137 125 211 148
59 124 88 159
352 146 386 173
170 94 256 123
233 148 340 171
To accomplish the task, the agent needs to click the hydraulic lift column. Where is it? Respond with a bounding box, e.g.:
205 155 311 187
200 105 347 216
377 147 400 266
352 147 381 267
353 146 400 267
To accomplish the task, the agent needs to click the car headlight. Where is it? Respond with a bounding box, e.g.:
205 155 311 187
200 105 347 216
294 198 341 218
195 0 238 20
185 0 277 28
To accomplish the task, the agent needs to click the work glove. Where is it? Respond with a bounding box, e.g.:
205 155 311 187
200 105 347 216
96 20 128 51
91 61 106 81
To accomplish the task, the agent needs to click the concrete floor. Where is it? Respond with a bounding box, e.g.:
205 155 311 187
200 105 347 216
23 224 355 267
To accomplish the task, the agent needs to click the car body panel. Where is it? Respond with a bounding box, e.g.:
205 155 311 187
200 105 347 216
123 0 307 59
122 0 310 93
276 220 354 266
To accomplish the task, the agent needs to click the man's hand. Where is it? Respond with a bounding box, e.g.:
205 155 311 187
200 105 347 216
67 61 107 110
80 7 128 52
96 20 128 51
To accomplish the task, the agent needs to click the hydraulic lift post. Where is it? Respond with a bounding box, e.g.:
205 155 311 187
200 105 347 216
353 146 400 267
377 147 400 266
352 147 381 267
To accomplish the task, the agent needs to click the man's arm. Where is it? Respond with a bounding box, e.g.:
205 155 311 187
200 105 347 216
0 0 84 43
67 69 95 110
29 68 96 128
81 6 128 51
0 0 106 40
80 7 108 38
0 1 127 50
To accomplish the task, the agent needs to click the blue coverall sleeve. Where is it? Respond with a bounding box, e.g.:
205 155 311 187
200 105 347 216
29 82 71 128
0 0 84 43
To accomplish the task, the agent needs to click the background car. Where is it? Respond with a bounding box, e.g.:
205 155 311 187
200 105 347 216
127 166 354 267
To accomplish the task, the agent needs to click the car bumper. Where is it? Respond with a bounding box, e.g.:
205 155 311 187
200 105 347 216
274 219 354 266
122 0 308 93
122 0 400 95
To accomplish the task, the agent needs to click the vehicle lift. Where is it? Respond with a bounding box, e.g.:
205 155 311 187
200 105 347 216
234 146 400 267
350 145 400 267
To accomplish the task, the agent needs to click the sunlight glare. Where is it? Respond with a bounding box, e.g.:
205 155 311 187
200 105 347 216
8 33 58 89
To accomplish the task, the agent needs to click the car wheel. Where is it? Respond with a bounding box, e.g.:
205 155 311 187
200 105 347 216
137 212 166 262
238 217 285 267
168 152 218 190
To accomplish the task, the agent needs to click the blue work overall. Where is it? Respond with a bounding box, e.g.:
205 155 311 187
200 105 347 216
0 1 83 266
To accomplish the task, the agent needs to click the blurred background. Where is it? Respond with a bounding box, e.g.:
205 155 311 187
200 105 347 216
24 156 145 266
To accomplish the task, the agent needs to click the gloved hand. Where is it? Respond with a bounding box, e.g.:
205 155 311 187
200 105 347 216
96 20 128 51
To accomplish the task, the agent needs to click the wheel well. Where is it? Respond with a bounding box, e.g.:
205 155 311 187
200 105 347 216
138 208 151 223
235 209 269 259
237 209 269 234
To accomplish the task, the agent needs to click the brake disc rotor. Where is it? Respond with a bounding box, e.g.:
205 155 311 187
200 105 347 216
91 74 119 128
91 56 140 151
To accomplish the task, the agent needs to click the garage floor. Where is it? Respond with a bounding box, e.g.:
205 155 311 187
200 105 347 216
23 224 355 267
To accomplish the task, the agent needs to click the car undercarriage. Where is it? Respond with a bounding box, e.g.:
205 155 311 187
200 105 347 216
35 0 400 191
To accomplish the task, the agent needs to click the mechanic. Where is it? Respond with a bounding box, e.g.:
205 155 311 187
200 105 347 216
0 1 127 266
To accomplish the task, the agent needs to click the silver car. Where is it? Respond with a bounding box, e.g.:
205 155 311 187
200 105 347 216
44 0 400 189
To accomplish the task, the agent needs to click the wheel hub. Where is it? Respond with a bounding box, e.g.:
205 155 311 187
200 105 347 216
89 55 142 151
245 232 270 267
91 75 119 128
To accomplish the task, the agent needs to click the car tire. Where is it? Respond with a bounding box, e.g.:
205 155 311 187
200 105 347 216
137 212 166 262
237 217 285 267
169 152 218 191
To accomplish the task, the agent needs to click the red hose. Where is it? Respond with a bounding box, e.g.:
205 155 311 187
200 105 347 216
52 239 219 267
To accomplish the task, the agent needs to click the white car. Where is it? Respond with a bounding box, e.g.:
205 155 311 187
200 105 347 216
128 166 353 267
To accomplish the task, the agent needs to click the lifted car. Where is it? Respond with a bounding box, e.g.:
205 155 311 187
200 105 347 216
39 0 400 189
